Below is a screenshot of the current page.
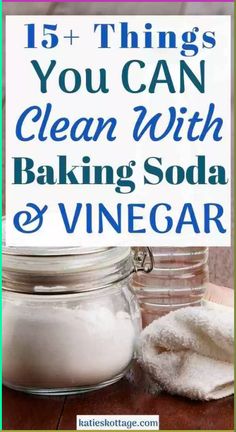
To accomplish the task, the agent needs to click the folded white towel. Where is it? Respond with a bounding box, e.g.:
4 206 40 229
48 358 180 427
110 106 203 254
138 305 234 400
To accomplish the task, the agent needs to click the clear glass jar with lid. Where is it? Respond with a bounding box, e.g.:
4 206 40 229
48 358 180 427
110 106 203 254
3 235 152 395
130 247 209 327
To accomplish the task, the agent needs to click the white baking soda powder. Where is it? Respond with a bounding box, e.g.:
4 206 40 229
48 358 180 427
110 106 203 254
3 299 136 390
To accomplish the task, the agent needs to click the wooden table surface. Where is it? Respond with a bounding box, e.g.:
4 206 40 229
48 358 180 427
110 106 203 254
3 377 234 430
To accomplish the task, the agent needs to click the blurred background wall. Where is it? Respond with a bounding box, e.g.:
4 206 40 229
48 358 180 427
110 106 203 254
3 2 234 288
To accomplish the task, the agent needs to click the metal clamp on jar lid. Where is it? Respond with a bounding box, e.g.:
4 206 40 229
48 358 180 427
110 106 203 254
133 247 154 274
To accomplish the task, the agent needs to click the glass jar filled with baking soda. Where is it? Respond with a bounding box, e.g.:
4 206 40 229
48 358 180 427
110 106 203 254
2 221 153 395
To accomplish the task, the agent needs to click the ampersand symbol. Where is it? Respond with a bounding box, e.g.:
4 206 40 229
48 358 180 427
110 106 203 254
13 203 48 233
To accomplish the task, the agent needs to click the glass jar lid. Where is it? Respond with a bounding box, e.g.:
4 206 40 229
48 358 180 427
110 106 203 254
2 217 109 257
2 218 133 293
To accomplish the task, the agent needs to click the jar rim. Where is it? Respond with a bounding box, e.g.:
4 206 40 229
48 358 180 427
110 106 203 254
2 247 133 293
2 217 111 257
2 217 132 271
2 281 127 299
2 219 134 293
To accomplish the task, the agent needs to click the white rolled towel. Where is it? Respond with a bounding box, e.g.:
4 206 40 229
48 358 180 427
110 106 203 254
138 305 234 400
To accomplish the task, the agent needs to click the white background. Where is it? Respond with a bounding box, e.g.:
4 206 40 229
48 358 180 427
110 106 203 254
6 16 231 247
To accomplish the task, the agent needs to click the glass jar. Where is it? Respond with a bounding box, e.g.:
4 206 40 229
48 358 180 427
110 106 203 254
130 247 209 327
2 240 152 395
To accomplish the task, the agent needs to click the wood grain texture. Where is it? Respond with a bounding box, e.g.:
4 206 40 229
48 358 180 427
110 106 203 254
2 386 66 430
59 380 234 431
3 378 234 431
